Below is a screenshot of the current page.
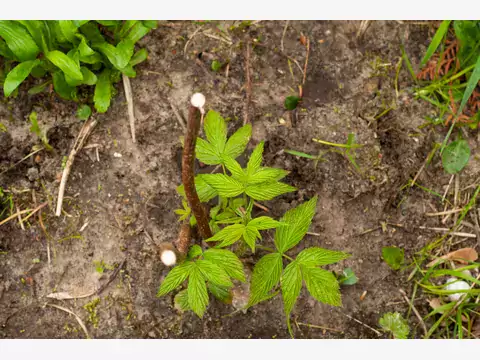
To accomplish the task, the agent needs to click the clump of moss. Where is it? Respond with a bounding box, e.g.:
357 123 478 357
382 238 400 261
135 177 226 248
83 298 100 328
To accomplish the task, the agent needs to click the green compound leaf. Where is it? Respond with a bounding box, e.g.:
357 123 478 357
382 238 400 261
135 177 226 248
203 248 245 282
3 59 40 97
302 266 341 306
187 265 209 318
274 196 318 253
157 261 193 297
248 252 283 307
281 260 302 337
379 312 410 339
297 247 351 267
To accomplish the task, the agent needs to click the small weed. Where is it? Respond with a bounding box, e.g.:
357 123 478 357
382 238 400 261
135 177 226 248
286 133 364 173
83 298 100 328
379 312 410 339
29 111 52 151
93 260 114 274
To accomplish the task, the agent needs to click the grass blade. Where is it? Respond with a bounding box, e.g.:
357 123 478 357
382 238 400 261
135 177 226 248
420 21 451 67
457 55 480 117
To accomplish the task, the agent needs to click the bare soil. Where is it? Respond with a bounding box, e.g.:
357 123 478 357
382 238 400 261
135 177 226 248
2 20 479 339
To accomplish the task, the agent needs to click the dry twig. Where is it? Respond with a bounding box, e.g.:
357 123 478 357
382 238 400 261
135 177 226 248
281 20 289 52
399 289 427 336
243 37 253 125
55 118 97 216
122 74 136 143
46 303 91 339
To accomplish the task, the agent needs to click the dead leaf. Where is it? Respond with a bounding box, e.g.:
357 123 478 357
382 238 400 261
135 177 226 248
426 247 478 268
47 290 95 300
428 297 443 310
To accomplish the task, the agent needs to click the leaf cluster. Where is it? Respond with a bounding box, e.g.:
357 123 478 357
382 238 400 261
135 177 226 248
0 20 155 115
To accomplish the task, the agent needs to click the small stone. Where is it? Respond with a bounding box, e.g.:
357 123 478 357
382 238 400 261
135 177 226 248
114 152 122 158
27 167 39 182
148 331 156 338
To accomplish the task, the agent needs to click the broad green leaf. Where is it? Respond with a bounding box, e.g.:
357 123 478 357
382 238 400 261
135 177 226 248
174 289 191 312
204 110 227 153
247 141 264 176
302 266 341 306
187 245 203 260
80 67 97 85
96 20 121 27
93 42 130 70
79 52 103 65
285 95 300 110
248 216 284 231
420 20 451 67
224 124 252 159
76 104 91 121
243 226 260 252
245 182 296 201
457 54 480 117
46 50 83 81
0 38 16 59
202 174 244 198
118 20 138 39
196 260 233 288
337 268 358 286
223 156 246 181
379 312 410 339
28 80 51 95
442 139 470 174
73 20 89 28
142 20 158 29
248 252 283 306
58 20 78 42
274 196 317 253
52 71 77 101
16 20 49 53
203 248 245 282
48 21 67 43
297 247 350 267
3 59 39 97
157 261 193 296
130 48 148 66
76 34 95 57
125 22 150 44
196 138 222 165
116 39 135 65
382 246 404 270
207 283 232 303
0 20 40 61
94 69 112 113
176 174 218 203
79 22 105 43
205 224 245 247
119 64 136 78
187 266 209 317
248 167 289 184
281 261 302 336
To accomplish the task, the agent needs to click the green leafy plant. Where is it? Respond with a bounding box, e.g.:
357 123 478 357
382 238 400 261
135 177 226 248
29 111 53 151
286 133 364 173
158 109 351 337
382 246 405 270
413 21 480 174
337 267 358 286
379 312 410 339
0 20 155 114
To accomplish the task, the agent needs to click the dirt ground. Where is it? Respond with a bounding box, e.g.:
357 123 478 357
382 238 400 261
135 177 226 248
1 20 479 339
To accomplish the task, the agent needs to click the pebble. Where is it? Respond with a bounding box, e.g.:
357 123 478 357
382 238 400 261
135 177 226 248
114 152 122 158
27 167 39 181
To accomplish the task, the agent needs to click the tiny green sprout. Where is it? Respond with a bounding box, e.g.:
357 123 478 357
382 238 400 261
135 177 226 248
211 60 222 72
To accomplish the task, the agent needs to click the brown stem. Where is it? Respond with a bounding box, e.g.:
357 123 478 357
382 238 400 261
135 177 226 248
182 105 213 240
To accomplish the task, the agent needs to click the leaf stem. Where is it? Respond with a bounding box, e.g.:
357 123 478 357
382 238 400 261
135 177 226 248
182 105 213 240
257 245 294 261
